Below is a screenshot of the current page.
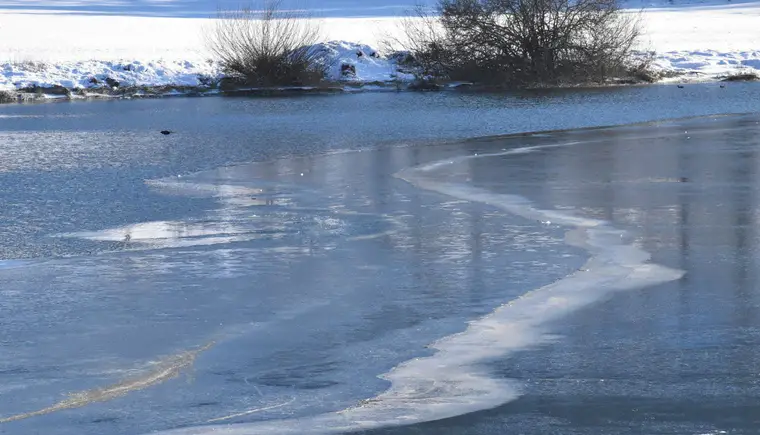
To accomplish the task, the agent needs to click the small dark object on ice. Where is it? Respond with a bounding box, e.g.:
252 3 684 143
720 84 726 88
160 130 172 135
677 85 684 88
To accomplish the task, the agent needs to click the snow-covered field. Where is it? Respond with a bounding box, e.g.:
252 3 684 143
638 2 760 79
0 0 758 92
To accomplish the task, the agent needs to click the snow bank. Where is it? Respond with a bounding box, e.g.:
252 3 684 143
0 41 411 92
652 50 760 79
313 41 414 82
1 59 220 91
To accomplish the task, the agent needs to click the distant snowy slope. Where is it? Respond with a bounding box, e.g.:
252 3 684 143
0 13 403 62
640 3 760 52
639 1 760 78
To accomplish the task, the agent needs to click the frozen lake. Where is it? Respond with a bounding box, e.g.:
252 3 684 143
1 85 760 435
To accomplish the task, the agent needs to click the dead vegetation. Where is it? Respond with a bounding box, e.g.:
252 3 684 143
390 0 648 87
206 1 328 87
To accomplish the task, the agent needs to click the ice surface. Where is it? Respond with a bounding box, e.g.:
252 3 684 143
0 343 213 424
148 142 684 435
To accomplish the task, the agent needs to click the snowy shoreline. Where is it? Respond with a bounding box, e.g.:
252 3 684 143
1 2 759 101
1 43 758 104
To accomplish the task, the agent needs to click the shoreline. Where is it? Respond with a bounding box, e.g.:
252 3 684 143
2 71 757 105
2 2 759 102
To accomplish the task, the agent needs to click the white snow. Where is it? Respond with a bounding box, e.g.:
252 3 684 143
1 59 219 91
0 41 415 92
313 41 415 82
0 1 758 92
652 50 760 80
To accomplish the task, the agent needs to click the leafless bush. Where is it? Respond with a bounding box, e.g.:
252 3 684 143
394 0 644 86
384 5 453 79
722 68 759 82
625 50 658 83
16 60 48 73
0 90 17 104
206 1 327 87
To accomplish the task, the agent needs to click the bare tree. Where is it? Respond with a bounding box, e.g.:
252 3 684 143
397 0 643 86
384 5 451 78
207 1 327 86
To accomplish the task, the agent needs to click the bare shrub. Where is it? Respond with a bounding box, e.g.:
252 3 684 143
395 0 644 86
722 68 759 82
17 60 48 73
206 1 327 87
0 90 17 104
384 5 453 79
626 50 658 83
